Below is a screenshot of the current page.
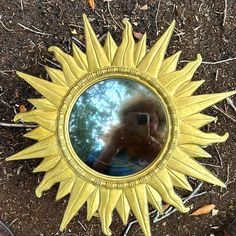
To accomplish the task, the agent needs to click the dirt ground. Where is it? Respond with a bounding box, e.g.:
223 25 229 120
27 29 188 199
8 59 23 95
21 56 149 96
0 0 236 236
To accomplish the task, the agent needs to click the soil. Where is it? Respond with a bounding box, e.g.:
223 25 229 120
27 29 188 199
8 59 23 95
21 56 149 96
0 0 236 236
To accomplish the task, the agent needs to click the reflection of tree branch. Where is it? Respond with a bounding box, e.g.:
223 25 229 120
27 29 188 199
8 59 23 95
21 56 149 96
78 104 87 122
69 79 158 163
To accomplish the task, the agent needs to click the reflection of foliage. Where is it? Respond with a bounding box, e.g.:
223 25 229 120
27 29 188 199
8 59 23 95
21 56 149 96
69 79 154 161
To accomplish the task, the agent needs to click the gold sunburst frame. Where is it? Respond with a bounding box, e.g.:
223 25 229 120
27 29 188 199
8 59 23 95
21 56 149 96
7 14 235 236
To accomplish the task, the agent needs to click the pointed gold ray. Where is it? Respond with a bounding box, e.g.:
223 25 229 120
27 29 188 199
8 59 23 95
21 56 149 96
45 66 68 87
167 169 192 191
60 178 96 231
24 127 54 141
83 14 109 70
116 193 130 225
104 32 118 63
33 155 61 173
175 91 236 118
146 185 163 213
159 54 202 96
14 110 56 132
87 188 99 220
159 51 181 77
6 136 58 161
56 178 76 201
124 185 151 236
168 147 225 187
137 20 175 79
175 80 205 97
35 159 75 197
28 98 57 111
149 169 190 213
112 19 135 67
99 189 122 236
179 123 228 146
72 42 88 71
182 113 216 128
134 33 147 66
179 144 212 158
16 71 67 107
48 46 86 86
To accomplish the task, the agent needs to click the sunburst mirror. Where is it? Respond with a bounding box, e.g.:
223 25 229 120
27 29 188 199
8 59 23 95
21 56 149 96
7 14 235 236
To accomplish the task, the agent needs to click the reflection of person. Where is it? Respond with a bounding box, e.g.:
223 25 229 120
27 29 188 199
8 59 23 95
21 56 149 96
86 95 166 176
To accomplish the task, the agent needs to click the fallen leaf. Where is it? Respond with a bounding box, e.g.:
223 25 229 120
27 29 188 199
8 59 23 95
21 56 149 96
19 104 27 112
88 0 95 10
140 4 148 10
133 31 143 40
162 204 170 212
191 204 215 216
212 209 219 216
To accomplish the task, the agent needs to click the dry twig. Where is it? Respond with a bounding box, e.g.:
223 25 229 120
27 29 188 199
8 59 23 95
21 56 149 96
0 69 16 74
215 69 219 81
213 105 236 122
223 0 228 26
0 121 37 128
107 1 123 30
0 20 13 32
200 163 221 168
214 146 223 168
0 99 11 108
18 23 51 36
181 57 236 65
225 164 230 185
20 0 24 11
8 218 18 227
226 97 236 113
155 0 162 36
71 36 85 48
77 219 87 231
44 58 62 69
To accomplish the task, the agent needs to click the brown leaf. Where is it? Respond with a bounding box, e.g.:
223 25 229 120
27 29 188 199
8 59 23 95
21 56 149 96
163 204 170 212
88 0 95 10
191 204 216 216
19 104 27 113
140 4 148 10
133 31 143 40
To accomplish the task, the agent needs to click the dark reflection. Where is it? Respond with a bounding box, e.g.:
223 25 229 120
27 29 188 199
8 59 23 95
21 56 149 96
69 79 166 176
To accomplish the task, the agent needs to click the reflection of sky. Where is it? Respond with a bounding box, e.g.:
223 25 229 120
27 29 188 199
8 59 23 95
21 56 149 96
69 78 155 161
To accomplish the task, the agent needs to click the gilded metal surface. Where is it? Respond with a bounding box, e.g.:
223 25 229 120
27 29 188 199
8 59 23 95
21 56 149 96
59 67 177 188
7 14 235 236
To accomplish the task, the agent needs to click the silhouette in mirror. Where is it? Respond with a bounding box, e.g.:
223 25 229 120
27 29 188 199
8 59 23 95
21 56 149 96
69 79 166 176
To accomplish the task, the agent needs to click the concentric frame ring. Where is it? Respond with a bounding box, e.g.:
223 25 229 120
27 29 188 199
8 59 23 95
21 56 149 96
58 67 178 188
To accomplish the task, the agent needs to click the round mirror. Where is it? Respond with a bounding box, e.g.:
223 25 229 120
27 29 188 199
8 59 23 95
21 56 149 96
69 78 167 176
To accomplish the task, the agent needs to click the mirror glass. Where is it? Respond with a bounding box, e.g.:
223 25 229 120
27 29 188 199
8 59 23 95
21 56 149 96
69 78 166 176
